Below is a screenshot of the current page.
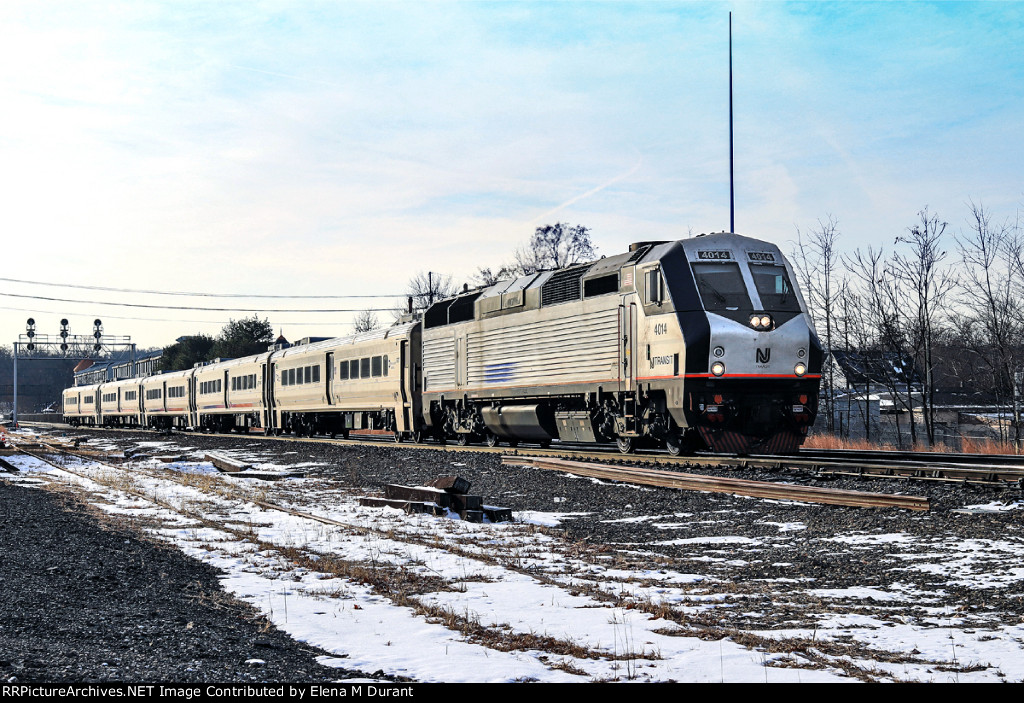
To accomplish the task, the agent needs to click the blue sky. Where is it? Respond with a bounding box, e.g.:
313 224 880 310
1 1 1022 347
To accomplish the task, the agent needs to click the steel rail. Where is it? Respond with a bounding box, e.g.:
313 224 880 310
795 447 1024 467
19 421 1024 486
502 455 930 511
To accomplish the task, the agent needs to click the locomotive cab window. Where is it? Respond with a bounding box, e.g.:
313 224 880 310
691 262 752 312
749 263 801 312
643 268 663 305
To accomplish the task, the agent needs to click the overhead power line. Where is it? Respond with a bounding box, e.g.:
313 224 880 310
0 276 403 299
1 304 360 327
0 292 398 313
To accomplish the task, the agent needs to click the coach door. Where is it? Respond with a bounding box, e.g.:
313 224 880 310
186 378 195 426
398 341 410 432
326 353 335 405
262 363 274 431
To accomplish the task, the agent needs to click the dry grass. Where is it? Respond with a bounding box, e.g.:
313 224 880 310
803 435 899 451
805 433 1018 455
960 436 1017 455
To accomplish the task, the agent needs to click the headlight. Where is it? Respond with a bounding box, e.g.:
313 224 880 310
760 315 772 328
794 362 807 377
711 361 726 377
749 315 762 328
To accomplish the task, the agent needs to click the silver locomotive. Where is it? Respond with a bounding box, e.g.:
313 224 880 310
420 232 822 454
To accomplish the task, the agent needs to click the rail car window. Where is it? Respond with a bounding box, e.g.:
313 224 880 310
383 355 388 376
232 375 254 391
691 262 752 311
350 360 359 379
304 366 311 384
749 264 802 312
124 391 137 401
146 389 162 400
371 356 382 377
360 358 370 378
200 380 222 394
313 365 320 383
84 395 94 404
339 362 349 380
168 386 185 398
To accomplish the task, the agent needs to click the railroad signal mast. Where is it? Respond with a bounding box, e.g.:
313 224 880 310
11 318 136 426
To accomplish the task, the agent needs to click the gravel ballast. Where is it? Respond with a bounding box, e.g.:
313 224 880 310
0 478 377 683
4 426 1024 681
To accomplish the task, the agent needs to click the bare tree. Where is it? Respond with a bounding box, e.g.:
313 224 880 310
793 215 844 433
892 207 957 446
513 223 596 274
471 264 517 288
844 246 919 447
955 200 1024 446
352 309 380 333
395 271 459 319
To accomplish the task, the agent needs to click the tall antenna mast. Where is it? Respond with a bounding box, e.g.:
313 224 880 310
729 11 735 233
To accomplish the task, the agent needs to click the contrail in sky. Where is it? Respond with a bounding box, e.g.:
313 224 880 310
530 159 643 224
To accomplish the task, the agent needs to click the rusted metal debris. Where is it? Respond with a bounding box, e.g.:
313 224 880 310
503 456 930 512
360 476 512 522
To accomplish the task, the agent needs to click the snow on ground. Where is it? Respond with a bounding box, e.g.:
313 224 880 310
6 431 1024 682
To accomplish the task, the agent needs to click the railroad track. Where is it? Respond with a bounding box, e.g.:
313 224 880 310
19 421 1024 488
502 455 930 511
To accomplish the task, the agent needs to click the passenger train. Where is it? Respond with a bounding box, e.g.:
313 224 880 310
63 233 823 454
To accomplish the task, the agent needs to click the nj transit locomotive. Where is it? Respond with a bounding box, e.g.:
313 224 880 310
63 233 822 454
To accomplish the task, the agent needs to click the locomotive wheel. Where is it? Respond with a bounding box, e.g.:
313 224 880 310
484 433 499 448
393 431 404 443
666 431 699 456
412 430 423 443
456 433 471 447
616 436 636 454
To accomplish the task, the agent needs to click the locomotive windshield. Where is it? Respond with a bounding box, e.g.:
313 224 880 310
749 263 802 312
691 262 752 312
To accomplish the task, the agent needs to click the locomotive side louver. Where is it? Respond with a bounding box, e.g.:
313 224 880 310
541 265 588 306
